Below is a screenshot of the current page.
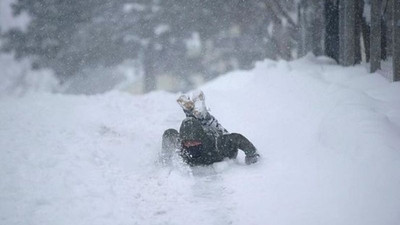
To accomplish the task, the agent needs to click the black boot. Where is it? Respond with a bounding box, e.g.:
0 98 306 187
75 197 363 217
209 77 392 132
160 128 179 165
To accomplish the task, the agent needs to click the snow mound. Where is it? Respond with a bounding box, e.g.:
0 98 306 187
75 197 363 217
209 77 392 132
0 54 60 97
1 55 400 225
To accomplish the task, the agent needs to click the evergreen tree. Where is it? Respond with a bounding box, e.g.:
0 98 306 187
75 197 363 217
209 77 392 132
0 0 307 92
2 0 105 78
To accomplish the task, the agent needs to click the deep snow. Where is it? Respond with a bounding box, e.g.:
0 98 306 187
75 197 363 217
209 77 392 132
1 55 400 225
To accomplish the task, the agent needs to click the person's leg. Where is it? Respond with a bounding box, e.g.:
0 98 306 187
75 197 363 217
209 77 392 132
160 128 179 165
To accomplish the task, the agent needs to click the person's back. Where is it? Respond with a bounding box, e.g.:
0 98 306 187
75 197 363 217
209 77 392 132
161 91 260 166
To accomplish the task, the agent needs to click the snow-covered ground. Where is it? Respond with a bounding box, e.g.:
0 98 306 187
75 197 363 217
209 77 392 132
1 55 400 225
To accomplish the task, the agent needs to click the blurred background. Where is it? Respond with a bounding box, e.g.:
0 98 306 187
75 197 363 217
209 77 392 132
0 0 398 96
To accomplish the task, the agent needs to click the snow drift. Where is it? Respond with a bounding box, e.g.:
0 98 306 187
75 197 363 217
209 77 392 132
0 54 59 97
1 55 400 225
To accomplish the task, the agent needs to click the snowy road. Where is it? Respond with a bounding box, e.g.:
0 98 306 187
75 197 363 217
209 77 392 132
1 56 400 225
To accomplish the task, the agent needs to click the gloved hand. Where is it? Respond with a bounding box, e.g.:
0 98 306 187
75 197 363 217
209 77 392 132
177 95 194 111
178 91 209 120
191 91 207 119
245 153 260 165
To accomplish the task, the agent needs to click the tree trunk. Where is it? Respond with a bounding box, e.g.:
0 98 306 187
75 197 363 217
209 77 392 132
382 16 388 60
370 0 382 72
324 0 340 63
303 1 313 56
311 0 324 56
354 0 362 64
339 0 345 64
361 18 371 62
394 0 400 81
340 0 356 66
297 3 306 57
381 0 389 60
143 44 156 93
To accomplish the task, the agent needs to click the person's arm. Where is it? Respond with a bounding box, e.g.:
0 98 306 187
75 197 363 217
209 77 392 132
225 133 260 164
195 110 228 135
245 153 260 164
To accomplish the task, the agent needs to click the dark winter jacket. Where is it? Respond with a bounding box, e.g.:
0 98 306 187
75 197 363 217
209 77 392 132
179 116 258 166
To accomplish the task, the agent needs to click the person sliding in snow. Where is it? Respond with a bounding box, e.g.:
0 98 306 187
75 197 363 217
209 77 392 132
161 91 260 166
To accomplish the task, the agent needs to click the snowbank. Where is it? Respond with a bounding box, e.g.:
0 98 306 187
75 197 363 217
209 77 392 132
0 54 59 97
1 55 400 225
60 60 142 95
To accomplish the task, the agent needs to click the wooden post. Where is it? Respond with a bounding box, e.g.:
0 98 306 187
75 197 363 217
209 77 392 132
394 0 400 81
370 0 382 73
